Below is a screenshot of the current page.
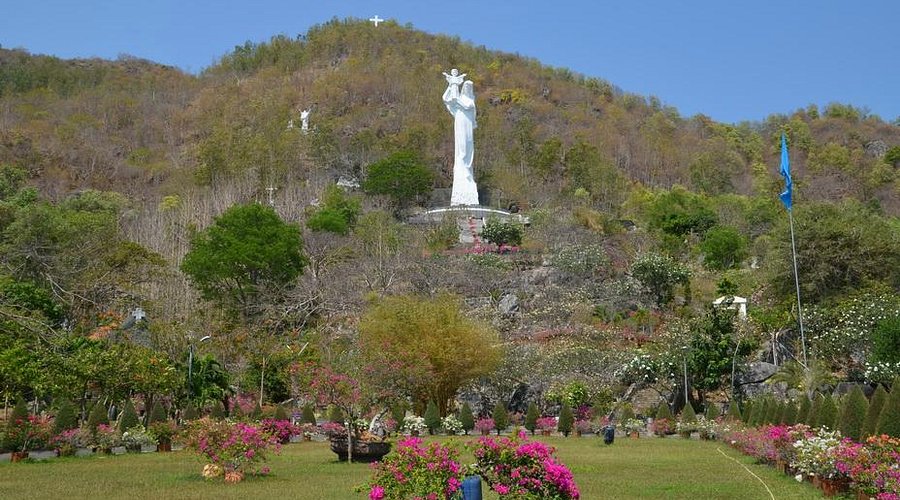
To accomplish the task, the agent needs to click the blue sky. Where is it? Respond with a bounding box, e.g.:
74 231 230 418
2 0 898 124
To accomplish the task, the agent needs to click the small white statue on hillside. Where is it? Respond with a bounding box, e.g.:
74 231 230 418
442 68 467 98
300 108 311 133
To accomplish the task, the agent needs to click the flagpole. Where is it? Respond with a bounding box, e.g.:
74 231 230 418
787 209 807 367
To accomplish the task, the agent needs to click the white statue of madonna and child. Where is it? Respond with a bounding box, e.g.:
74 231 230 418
442 69 479 206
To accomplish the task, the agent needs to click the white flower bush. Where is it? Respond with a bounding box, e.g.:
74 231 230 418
792 428 842 478
400 415 427 435
441 415 464 435
122 425 157 448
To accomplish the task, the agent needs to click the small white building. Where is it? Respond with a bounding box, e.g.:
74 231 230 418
712 295 748 319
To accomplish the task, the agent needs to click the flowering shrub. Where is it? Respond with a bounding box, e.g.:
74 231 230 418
400 415 427 436
835 435 900 497
92 424 122 450
651 418 672 436
623 419 645 434
148 421 178 444
122 425 157 449
574 420 594 435
183 418 280 480
675 419 698 434
260 419 299 444
382 417 398 435
792 428 842 478
470 432 580 499
363 436 465 500
535 417 557 432
51 428 87 456
441 415 464 436
321 421 347 438
474 418 495 435
4 415 52 452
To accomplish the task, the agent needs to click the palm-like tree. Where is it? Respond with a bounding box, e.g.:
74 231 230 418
767 359 835 399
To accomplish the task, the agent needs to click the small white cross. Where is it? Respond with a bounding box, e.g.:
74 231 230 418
266 186 276 206
369 15 383 27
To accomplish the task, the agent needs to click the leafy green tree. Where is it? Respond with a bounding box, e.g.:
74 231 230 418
524 402 539 435
689 307 745 403
700 225 748 270
645 186 718 237
251 402 263 420
301 404 317 425
884 146 900 167
187 354 231 409
863 385 888 437
480 218 524 247
767 201 900 303
631 253 691 308
359 293 501 416
362 151 433 214
838 386 868 441
118 399 139 431
459 403 475 435
558 403 574 437
53 398 78 434
181 203 306 319
876 377 900 438
871 316 900 366
492 402 509 435
424 400 441 435
306 185 361 235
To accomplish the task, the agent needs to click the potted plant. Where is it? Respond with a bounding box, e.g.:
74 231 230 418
122 425 157 453
441 415 464 436
51 428 86 457
623 418 645 438
401 415 427 437
574 419 594 437
93 424 123 454
536 417 557 436
4 414 52 462
148 420 177 452
183 418 280 483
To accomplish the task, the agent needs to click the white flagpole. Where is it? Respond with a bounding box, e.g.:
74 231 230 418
788 209 807 367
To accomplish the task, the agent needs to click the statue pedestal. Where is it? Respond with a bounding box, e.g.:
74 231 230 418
408 206 529 245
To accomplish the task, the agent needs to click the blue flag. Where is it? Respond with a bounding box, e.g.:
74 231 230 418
779 133 792 210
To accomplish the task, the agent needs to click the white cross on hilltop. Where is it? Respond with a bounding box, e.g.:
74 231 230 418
369 15 383 27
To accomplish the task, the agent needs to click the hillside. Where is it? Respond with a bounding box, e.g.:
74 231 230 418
1 18 898 415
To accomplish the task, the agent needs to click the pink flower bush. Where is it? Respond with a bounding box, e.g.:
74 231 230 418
363 436 466 499
836 435 900 497
183 418 281 480
475 418 495 434
535 417 557 432
470 433 580 499
260 418 299 444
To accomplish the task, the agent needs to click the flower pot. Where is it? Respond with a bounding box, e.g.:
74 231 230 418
540 429 552 436
628 431 640 439
812 476 822 489
157 441 172 452
480 429 490 436
126 444 142 453
819 478 848 497
10 451 29 463
303 435 312 442
224 470 244 484
679 431 692 439
856 490 872 500
775 460 788 475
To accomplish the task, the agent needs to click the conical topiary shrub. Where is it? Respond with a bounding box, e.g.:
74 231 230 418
87 401 109 434
211 400 226 420
741 400 753 424
818 394 839 430
726 402 742 421
656 403 673 421
705 403 720 420
492 401 509 436
806 394 823 428
863 384 888 437
797 396 812 425
876 377 900 438
679 403 697 437
53 398 78 435
838 385 868 441
781 401 798 426
524 403 539 435
182 403 199 421
621 405 636 423
301 404 317 425
148 401 167 424
424 400 441 435
118 399 140 431
273 404 289 421
251 402 262 420
390 403 407 427
558 403 574 437
459 403 475 435
327 404 344 423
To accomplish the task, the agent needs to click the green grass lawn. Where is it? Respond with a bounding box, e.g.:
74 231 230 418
0 436 823 499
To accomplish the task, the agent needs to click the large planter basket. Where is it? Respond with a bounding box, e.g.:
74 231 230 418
329 437 391 463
